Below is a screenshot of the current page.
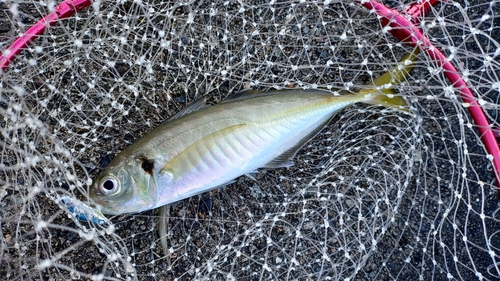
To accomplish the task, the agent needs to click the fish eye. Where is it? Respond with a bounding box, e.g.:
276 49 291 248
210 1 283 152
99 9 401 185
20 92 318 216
99 176 120 195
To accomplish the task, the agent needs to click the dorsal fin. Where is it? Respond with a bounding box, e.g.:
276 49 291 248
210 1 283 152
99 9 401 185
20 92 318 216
169 97 207 120
220 88 340 104
219 89 262 103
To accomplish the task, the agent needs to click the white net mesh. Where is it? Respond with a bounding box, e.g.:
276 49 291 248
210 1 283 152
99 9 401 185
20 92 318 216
1 0 499 280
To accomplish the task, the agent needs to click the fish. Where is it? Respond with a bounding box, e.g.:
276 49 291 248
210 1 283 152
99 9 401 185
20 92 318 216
89 50 418 215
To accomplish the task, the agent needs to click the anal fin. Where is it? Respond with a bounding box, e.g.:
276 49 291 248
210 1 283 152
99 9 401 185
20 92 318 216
245 171 259 181
263 115 334 169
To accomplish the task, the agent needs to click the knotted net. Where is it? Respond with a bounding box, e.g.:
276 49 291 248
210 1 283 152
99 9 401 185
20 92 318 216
0 0 499 280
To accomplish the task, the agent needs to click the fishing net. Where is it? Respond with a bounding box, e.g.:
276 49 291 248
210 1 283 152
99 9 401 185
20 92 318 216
1 0 499 280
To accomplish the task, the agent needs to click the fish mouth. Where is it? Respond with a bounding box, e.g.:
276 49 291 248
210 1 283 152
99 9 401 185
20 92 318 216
88 185 112 209
90 197 120 215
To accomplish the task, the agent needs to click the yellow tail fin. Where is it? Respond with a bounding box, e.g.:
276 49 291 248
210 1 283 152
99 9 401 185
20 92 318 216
358 49 419 112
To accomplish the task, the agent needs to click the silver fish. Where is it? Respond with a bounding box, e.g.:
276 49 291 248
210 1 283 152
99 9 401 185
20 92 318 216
89 51 417 215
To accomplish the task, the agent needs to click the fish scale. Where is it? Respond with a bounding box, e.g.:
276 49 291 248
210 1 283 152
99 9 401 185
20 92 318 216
234 129 258 156
216 134 239 164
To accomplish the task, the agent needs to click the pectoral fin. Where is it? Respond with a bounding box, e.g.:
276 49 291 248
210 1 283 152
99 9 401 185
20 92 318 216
156 170 174 189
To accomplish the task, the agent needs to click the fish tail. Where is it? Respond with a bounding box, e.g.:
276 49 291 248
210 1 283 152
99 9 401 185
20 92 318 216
357 49 419 112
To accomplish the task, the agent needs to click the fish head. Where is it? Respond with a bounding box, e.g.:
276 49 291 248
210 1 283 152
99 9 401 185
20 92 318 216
89 154 158 215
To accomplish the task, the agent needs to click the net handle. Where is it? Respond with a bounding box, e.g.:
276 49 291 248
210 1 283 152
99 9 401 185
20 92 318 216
361 0 500 195
1 0 499 194
0 0 92 70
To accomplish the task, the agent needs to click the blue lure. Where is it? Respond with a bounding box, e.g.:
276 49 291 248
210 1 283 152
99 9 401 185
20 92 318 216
61 196 110 225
